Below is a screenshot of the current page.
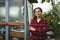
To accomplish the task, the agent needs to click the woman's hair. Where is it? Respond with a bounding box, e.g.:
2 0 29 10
33 7 42 19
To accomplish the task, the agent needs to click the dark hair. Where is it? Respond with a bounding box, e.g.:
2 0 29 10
33 7 42 19
33 7 42 13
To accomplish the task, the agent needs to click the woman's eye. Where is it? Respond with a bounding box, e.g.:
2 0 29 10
35 11 40 13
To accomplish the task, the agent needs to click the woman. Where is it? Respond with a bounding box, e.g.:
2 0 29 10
29 7 48 40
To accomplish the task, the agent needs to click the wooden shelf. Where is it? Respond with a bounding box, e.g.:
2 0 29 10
0 22 23 26
0 22 6 25
0 22 24 38
7 22 23 26
10 31 24 38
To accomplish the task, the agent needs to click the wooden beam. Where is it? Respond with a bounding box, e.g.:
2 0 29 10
0 22 23 26
10 31 24 38
6 22 23 26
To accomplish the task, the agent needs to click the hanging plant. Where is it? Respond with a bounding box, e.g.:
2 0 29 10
47 0 50 2
42 0 45 3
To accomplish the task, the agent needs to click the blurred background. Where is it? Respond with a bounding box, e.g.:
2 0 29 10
0 0 60 40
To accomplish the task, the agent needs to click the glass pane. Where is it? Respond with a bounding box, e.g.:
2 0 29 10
0 0 5 39
0 0 5 21
9 0 24 32
9 0 24 40
9 0 24 22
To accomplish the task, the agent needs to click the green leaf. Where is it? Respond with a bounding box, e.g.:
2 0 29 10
42 0 45 3
42 13 47 18
47 0 50 2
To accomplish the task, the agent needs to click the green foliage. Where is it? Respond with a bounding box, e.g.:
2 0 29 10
52 16 58 27
47 0 50 2
42 11 59 28
42 0 51 3
54 2 60 15
41 0 60 36
42 0 45 3
42 12 47 18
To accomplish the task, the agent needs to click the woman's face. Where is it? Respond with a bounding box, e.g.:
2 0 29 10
34 9 42 17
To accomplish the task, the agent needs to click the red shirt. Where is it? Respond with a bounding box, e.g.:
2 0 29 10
29 18 48 40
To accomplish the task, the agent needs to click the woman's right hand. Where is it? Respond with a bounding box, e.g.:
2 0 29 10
29 27 36 31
